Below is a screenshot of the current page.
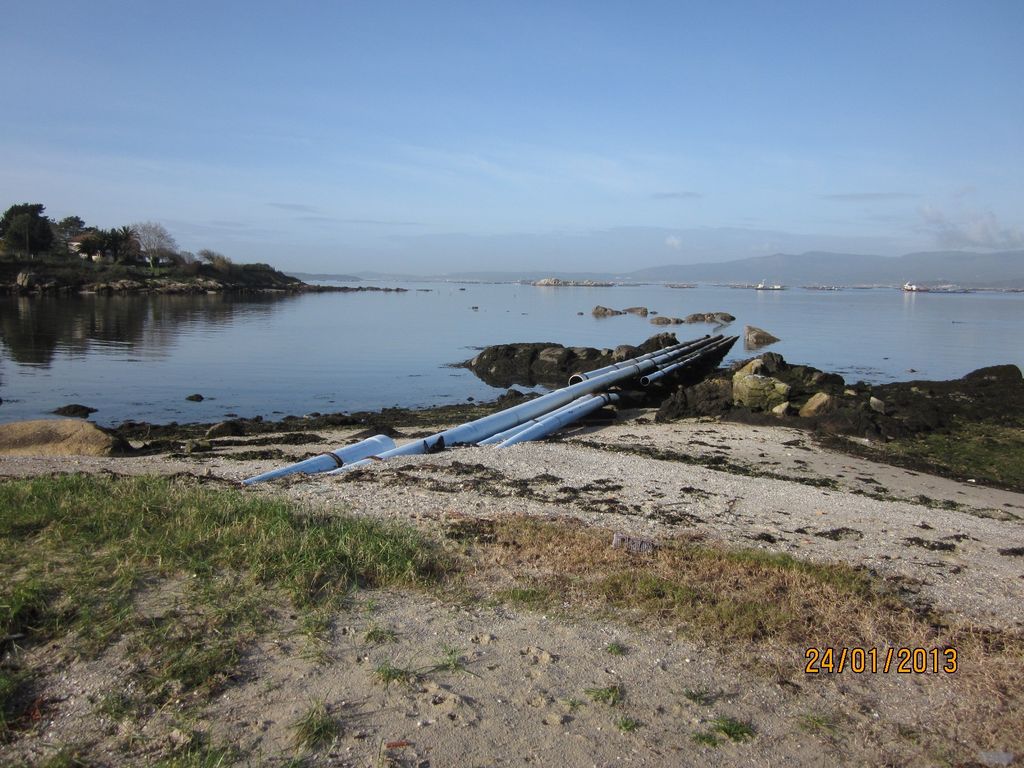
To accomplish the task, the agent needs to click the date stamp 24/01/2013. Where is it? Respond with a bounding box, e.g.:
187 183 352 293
804 647 958 674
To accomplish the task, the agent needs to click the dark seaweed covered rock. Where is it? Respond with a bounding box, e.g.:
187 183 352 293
656 378 733 421
53 403 97 418
465 333 682 387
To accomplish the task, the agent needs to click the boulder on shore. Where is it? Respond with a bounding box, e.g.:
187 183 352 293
745 325 781 349
0 419 124 456
656 378 734 421
799 392 839 418
732 372 791 410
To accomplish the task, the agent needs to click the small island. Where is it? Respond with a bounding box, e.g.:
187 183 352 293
0 202 401 295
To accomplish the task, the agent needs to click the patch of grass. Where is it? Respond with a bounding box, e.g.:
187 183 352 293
585 685 623 706
97 691 143 721
373 661 416 688
130 616 246 701
0 474 447 723
480 516 913 651
683 687 720 706
364 624 398 645
691 731 719 747
300 609 333 645
433 644 468 673
34 747 93 768
493 586 552 608
710 716 755 742
615 715 641 732
605 642 627 656
799 711 842 737
291 699 341 749
153 738 239 768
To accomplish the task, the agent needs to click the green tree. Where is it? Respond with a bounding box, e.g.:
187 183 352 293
53 215 87 257
75 230 105 257
110 225 141 263
0 203 54 256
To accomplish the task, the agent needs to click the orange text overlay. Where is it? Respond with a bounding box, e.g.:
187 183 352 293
804 647 958 674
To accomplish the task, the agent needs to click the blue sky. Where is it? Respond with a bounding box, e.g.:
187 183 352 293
4 0 1022 273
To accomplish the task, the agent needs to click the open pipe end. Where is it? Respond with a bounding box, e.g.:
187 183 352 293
567 374 586 385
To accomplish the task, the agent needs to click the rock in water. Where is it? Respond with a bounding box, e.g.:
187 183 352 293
685 311 736 324
186 393 205 402
0 419 123 456
592 305 624 317
52 403 97 418
745 325 781 349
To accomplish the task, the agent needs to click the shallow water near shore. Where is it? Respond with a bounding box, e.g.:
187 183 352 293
1 282 1022 426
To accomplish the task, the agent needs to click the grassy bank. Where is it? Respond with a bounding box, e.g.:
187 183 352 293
0 474 444 746
2 475 1021 764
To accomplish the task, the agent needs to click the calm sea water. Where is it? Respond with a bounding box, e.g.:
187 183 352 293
1 283 1022 427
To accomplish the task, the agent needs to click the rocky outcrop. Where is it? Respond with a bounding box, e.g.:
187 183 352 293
465 333 680 387
656 378 733 421
732 372 791 411
745 325 780 349
591 305 648 317
0 419 125 456
651 316 684 325
15 271 36 289
52 404 97 418
684 312 735 324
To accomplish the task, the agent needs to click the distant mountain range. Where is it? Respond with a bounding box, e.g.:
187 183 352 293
292 249 1024 289
628 249 1024 287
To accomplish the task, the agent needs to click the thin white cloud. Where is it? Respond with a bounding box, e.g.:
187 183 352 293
652 191 703 200
665 235 682 250
821 192 920 201
918 206 1024 249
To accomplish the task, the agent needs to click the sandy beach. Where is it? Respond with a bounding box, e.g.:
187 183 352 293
2 409 1022 767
